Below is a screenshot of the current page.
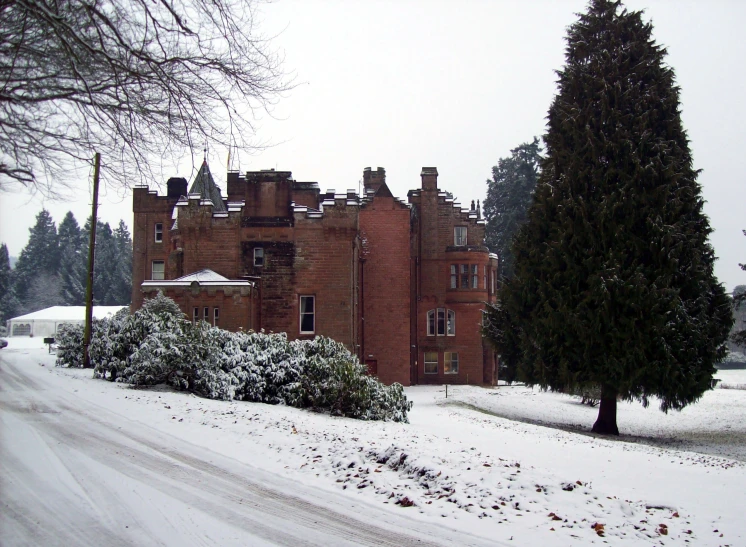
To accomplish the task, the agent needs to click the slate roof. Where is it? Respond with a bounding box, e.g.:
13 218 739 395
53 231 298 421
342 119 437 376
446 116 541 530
374 181 394 198
189 161 227 213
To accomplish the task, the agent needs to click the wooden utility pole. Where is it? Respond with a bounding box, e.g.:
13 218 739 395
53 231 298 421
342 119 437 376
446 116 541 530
83 153 100 368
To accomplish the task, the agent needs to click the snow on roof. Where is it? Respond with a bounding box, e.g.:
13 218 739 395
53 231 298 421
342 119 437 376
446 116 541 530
175 269 230 282
142 269 253 288
9 306 127 322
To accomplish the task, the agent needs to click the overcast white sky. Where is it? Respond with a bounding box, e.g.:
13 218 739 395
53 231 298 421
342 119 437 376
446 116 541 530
1 0 744 291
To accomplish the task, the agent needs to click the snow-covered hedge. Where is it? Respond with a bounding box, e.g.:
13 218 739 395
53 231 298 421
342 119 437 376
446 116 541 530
57 292 412 422
55 322 86 368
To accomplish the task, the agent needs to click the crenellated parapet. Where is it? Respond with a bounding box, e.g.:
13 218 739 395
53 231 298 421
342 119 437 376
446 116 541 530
172 193 242 228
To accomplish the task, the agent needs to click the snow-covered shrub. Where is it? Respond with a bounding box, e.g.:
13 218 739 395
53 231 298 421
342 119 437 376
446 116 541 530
228 331 304 404
74 292 412 422
260 346 305 405
295 336 354 361
141 290 184 318
55 322 85 367
288 337 412 422
221 330 268 402
326 361 412 422
187 322 237 400
118 309 190 386
93 294 191 383
90 308 130 380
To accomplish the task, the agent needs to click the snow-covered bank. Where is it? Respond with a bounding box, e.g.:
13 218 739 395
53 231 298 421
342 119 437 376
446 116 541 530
442 375 746 462
4 340 745 545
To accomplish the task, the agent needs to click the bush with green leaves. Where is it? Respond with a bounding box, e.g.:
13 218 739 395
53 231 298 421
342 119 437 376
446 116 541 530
55 322 85 368
57 292 412 422
286 337 411 421
88 308 130 379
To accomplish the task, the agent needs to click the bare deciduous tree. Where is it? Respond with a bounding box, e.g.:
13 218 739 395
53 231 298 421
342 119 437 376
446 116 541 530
0 0 289 196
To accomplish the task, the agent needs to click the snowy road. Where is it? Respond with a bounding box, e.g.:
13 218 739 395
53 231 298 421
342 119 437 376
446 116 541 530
0 352 497 547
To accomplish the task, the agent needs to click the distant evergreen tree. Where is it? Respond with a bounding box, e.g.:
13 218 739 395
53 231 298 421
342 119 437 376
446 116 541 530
0 244 21 322
6 210 132 312
483 138 542 278
14 209 60 311
485 0 732 434
58 212 86 305
0 244 10 301
732 231 746 347
732 286 746 349
83 218 113 305
111 220 133 305
59 244 87 305
58 212 82 249
25 271 64 311
81 217 132 306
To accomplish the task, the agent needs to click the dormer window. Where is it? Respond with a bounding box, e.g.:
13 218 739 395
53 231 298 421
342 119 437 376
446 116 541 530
454 226 467 246
254 247 264 267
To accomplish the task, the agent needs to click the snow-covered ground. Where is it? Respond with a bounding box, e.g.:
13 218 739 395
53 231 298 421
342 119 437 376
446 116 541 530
3 337 745 546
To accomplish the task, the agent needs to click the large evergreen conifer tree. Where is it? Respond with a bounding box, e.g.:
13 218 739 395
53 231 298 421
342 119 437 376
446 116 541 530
111 220 133 305
486 0 732 434
83 218 115 305
483 138 542 278
0 243 21 322
58 212 86 305
732 231 746 347
13 209 60 309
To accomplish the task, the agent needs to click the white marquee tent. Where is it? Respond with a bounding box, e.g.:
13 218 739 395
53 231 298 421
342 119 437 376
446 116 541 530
6 306 128 338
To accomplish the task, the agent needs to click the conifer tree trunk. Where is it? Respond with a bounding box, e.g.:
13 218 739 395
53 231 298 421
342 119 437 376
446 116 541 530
591 385 619 435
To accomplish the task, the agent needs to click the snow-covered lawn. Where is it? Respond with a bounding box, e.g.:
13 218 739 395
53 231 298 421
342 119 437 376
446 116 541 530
4 337 746 545
448 370 746 461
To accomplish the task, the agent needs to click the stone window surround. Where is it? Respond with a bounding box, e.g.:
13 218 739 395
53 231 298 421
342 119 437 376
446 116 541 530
444 351 459 374
300 295 315 334
152 260 165 280
424 351 438 374
454 226 467 246
427 308 455 336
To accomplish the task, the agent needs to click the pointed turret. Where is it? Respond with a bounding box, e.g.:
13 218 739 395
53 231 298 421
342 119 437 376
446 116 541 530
189 160 227 212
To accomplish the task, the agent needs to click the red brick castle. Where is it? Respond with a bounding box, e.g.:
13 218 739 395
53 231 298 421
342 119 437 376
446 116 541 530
132 163 498 386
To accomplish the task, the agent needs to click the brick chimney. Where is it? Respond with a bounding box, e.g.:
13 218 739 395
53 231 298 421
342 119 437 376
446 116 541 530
421 167 438 190
363 167 386 195
166 177 188 199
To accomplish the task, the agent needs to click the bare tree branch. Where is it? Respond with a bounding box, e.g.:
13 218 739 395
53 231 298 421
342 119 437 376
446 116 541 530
0 0 290 196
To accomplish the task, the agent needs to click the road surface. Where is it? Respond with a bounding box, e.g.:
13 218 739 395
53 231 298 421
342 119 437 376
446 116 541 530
0 349 497 546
